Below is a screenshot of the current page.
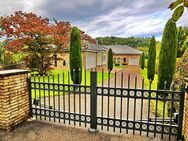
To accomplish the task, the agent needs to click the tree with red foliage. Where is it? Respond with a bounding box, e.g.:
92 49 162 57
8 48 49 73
0 11 71 75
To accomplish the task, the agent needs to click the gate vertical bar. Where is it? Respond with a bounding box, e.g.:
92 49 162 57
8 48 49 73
177 90 185 140
88 71 98 133
27 77 32 117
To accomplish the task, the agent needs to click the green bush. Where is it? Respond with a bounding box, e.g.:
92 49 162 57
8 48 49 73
108 48 113 72
139 52 145 70
69 27 82 84
122 62 128 66
147 35 156 81
115 63 120 66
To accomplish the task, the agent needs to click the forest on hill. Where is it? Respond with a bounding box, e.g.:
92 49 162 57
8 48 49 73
96 36 156 48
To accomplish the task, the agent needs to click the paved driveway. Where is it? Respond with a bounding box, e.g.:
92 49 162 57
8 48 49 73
0 120 164 141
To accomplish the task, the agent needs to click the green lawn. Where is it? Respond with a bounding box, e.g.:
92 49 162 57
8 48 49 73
140 68 168 117
140 68 158 90
31 70 113 98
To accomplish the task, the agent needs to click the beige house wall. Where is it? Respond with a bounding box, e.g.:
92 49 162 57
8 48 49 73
53 51 93 70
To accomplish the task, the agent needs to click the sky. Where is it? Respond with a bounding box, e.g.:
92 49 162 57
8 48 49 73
0 0 188 41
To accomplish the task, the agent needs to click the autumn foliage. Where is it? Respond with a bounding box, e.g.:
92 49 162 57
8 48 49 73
0 11 96 74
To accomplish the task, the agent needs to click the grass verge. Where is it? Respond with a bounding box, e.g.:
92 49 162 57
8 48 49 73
140 68 168 117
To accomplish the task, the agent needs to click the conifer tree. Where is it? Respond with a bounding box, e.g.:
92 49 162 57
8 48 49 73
69 27 82 84
158 19 177 90
147 36 156 81
108 48 113 72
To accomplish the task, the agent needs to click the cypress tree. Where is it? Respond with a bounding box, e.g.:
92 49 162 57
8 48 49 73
140 52 145 70
69 27 82 84
147 36 156 81
108 48 113 72
158 19 178 90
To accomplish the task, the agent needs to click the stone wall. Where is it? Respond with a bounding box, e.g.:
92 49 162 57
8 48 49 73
0 69 29 131
183 77 188 140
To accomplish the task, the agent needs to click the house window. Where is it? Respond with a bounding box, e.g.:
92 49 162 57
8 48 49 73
117 58 120 63
113 57 116 63
123 58 127 63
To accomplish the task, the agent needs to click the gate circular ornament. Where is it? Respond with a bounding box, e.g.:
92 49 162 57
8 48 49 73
46 111 49 115
103 119 108 124
116 89 121 95
115 121 120 126
81 116 85 121
60 113 64 118
109 120 114 125
50 112 54 116
97 88 102 94
55 112 59 117
122 121 126 127
75 115 79 120
41 110 45 115
128 122 133 128
97 118 102 124
70 114 74 119
142 124 147 130
136 91 142 97
122 90 128 96
65 114 69 119
135 123 140 129
103 89 108 94
37 110 40 114
110 89 115 95
86 117 90 122
86 88 91 93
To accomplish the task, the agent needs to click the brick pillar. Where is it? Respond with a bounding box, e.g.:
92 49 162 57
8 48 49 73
0 69 30 131
183 77 188 140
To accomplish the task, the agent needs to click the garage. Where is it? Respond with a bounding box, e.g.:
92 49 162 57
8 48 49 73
86 53 96 69
129 58 139 65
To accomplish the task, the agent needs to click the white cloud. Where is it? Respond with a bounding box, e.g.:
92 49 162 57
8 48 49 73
0 0 187 39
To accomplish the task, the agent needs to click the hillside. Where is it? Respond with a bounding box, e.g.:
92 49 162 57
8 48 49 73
96 36 158 48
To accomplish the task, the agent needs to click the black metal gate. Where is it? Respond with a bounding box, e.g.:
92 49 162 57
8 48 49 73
28 71 185 140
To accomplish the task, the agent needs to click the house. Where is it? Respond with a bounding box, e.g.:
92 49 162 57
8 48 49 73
104 45 142 66
53 44 108 70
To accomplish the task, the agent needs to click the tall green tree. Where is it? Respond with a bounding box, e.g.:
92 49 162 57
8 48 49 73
140 52 145 70
158 19 178 90
69 27 82 84
108 48 113 72
147 36 156 81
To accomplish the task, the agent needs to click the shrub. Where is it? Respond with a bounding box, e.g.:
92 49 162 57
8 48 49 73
115 63 120 66
69 27 82 84
108 48 113 72
63 60 66 66
147 35 156 81
122 62 128 66
140 52 145 70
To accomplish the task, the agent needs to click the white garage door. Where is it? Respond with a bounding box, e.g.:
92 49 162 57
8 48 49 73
129 58 139 65
86 53 95 69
